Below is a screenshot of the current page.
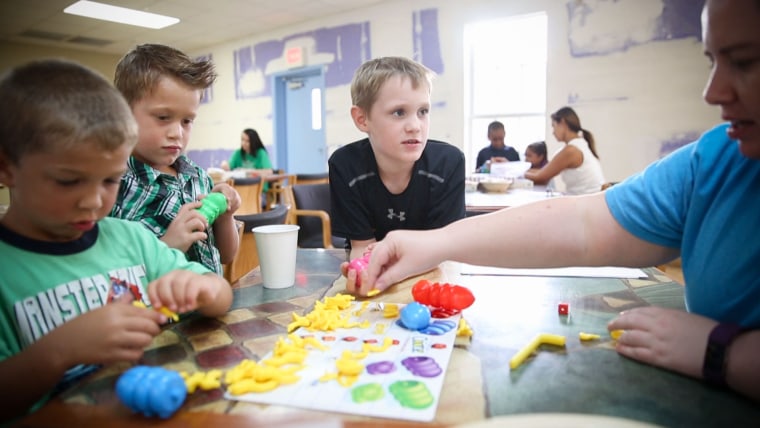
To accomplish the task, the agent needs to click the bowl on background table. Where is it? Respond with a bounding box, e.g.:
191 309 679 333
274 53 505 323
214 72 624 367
478 179 512 193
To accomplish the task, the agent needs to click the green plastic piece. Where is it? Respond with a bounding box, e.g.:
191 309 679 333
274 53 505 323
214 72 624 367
196 193 228 224
351 383 384 403
388 380 434 409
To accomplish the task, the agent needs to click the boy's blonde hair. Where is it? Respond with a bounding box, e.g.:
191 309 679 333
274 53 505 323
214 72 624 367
0 59 137 164
350 57 434 115
115 43 217 105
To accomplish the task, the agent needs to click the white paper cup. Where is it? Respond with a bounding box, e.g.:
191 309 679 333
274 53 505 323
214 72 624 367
252 224 300 289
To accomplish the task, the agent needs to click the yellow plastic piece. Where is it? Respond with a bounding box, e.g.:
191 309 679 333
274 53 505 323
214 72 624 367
228 379 278 395
373 323 387 334
382 303 399 318
286 293 370 333
457 318 474 337
264 352 306 367
509 333 566 370
181 370 222 392
131 300 179 322
183 372 205 393
362 337 393 353
199 370 222 390
610 329 624 340
335 358 364 376
158 306 180 322
287 313 310 333
319 372 338 382
337 374 360 387
342 349 368 360
352 301 371 316
366 289 381 297
578 332 601 341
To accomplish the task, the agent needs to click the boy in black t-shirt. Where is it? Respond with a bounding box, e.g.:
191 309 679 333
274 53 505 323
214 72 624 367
329 56 465 264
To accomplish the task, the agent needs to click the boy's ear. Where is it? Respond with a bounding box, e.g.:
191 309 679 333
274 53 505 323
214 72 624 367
350 105 369 133
0 152 15 187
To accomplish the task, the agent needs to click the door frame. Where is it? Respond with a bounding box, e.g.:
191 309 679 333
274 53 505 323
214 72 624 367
271 65 326 172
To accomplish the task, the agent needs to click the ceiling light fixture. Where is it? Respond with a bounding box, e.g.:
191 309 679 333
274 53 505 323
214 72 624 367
64 1 179 29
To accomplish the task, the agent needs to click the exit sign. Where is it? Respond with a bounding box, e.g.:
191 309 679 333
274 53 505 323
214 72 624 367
285 46 305 68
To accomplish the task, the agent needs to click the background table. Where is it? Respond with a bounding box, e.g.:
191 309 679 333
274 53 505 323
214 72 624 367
16 250 760 427
465 186 557 214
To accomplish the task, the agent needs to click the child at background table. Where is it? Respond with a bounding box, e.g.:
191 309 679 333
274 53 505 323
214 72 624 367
359 0 760 403
223 127 274 194
524 107 605 195
110 44 240 275
0 59 233 422
223 128 273 172
475 121 521 172
329 56 465 261
524 141 548 169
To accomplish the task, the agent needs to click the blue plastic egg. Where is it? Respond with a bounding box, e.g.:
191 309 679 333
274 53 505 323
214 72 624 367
400 302 432 331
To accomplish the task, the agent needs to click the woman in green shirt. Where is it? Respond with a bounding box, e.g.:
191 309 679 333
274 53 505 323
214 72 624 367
227 128 273 170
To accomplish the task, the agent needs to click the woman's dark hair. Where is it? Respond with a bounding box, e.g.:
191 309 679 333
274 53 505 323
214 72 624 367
526 141 548 167
550 106 599 159
241 128 266 156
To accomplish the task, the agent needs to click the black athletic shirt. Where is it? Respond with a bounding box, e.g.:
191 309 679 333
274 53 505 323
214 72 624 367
329 138 465 242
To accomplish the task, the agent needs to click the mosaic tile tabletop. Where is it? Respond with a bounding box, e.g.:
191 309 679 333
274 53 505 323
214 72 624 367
57 250 760 426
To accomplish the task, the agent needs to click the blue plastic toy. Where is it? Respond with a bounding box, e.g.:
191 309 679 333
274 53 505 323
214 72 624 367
116 365 187 419
399 302 432 331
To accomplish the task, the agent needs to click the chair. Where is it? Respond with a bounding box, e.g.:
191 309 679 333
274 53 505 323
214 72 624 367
230 176 264 215
264 171 296 211
283 182 343 248
222 220 245 284
293 172 329 185
224 204 289 284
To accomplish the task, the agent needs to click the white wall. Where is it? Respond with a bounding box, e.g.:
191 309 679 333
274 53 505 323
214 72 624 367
0 41 121 80
0 0 719 183
188 0 717 182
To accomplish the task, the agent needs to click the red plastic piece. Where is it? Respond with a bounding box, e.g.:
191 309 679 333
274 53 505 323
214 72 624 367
558 302 569 315
411 279 475 311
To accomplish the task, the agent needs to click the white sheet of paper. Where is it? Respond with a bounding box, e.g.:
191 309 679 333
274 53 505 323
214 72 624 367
226 302 459 422
460 264 648 279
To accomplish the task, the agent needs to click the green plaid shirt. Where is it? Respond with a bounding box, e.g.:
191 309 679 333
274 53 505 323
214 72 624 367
110 156 221 274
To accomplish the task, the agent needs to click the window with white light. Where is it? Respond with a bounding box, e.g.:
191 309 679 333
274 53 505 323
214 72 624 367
311 88 322 130
464 12 548 171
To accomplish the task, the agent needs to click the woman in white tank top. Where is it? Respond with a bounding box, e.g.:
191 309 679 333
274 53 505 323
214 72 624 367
524 106 605 195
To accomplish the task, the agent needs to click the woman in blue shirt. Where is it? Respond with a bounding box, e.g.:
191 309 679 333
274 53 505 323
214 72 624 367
360 0 760 403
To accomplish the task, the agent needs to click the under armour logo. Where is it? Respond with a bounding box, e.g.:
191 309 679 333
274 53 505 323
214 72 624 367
387 209 406 221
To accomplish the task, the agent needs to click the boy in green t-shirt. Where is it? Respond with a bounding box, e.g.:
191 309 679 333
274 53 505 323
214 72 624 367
0 59 232 422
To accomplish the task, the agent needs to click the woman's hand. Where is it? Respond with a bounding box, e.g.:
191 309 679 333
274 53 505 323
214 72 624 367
608 307 715 379
341 261 370 295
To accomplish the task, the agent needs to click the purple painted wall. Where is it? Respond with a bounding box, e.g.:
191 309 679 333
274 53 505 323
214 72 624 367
186 148 235 169
196 53 214 104
232 8 444 101
658 131 701 158
567 0 702 58
234 22 371 99
413 9 444 75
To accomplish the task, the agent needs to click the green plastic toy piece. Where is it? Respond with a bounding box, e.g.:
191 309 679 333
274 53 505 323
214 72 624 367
196 193 228 224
